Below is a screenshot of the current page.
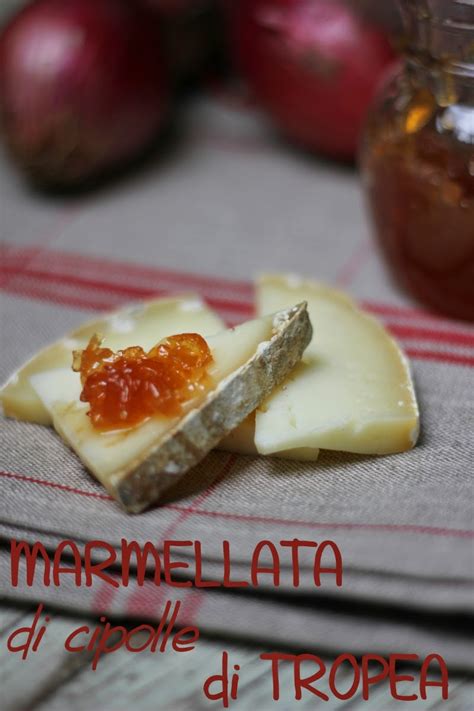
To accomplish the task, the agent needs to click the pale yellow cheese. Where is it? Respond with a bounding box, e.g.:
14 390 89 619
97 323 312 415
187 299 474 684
255 274 420 455
30 305 312 509
30 314 277 484
218 413 320 461
1 291 316 463
0 295 224 425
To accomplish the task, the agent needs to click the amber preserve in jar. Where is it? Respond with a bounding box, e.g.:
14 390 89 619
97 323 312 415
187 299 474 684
361 0 474 321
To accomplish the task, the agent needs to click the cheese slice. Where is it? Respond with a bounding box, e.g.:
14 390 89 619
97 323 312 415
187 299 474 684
218 413 320 461
0 295 224 425
255 275 419 455
31 303 312 512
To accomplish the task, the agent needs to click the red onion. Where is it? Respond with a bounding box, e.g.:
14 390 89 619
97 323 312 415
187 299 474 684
233 0 396 160
0 0 168 187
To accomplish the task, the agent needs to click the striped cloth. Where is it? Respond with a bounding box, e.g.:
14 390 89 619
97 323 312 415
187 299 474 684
1 97 473 669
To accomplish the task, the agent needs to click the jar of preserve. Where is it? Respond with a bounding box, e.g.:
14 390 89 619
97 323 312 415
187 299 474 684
361 0 474 322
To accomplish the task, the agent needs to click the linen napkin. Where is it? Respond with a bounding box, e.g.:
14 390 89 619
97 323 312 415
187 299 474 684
1 97 473 667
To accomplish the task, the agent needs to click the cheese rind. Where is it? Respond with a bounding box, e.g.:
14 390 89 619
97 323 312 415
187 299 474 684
255 275 419 455
31 303 312 512
1 295 224 425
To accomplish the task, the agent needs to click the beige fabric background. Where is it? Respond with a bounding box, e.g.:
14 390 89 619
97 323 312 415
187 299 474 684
1 96 473 668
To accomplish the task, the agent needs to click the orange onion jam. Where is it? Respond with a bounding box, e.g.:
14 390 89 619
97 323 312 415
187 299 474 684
72 333 213 431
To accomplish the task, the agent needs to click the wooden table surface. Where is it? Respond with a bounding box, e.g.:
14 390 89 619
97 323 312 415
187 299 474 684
1 600 472 711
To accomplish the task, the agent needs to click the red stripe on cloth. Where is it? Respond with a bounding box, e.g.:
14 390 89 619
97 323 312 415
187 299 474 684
4 242 474 329
389 324 474 349
3 244 474 364
123 581 204 624
4 242 474 330
163 505 474 539
362 300 473 331
159 454 239 543
335 240 372 288
3 280 119 313
0 470 113 501
1 267 254 317
3 278 473 366
1 266 167 299
2 280 243 328
1 245 254 298
1 470 473 539
3 263 474 343
405 349 474 368
91 576 119 612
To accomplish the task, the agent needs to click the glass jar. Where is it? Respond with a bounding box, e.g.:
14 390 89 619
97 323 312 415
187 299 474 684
360 0 474 322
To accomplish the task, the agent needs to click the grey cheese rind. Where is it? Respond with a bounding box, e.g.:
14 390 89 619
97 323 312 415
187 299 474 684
115 302 312 513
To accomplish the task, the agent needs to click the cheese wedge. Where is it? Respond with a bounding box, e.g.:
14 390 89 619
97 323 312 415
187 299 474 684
31 303 312 512
255 275 419 455
218 413 320 461
0 295 225 425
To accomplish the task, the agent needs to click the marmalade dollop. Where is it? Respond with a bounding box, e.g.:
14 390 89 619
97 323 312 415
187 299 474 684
72 333 214 431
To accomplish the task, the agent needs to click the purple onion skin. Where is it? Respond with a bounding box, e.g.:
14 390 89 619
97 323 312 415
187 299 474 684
233 0 396 161
0 0 169 187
